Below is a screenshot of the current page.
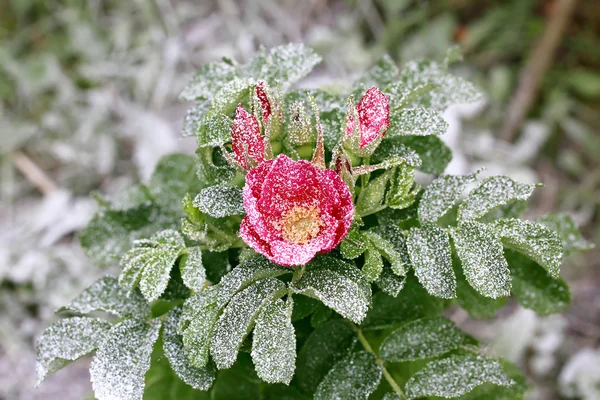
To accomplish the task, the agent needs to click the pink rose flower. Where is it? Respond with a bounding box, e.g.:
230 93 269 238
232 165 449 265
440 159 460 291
239 154 354 266
346 86 390 150
231 104 265 170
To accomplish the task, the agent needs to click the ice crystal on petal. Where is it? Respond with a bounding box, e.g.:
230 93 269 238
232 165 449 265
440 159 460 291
407 225 456 299
90 318 162 400
459 176 536 222
251 298 296 384
419 173 478 223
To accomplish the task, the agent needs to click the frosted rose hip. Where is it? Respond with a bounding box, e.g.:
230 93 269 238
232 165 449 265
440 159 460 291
231 104 265 170
239 154 354 266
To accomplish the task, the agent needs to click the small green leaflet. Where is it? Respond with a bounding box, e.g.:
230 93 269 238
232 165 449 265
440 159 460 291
388 107 448 137
36 317 112 385
404 352 514 399
363 230 408 276
179 60 237 101
379 317 466 362
90 318 162 400
419 172 477 223
394 135 451 175
458 176 537 222
314 351 382 400
376 266 406 297
195 113 233 147
538 213 594 256
149 154 199 215
362 247 384 282
353 55 399 94
193 185 244 218
179 247 206 292
455 261 506 319
179 289 219 369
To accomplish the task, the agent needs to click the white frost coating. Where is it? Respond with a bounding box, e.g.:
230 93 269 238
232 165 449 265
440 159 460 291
419 173 477 223
61 275 150 318
407 225 456 299
388 107 448 137
179 61 237 101
314 351 382 400
36 317 112 385
210 78 255 115
291 256 371 324
179 289 219 368
492 218 563 278
458 176 536 222
379 317 465 362
210 278 286 369
163 307 215 390
180 246 206 292
193 185 244 218
90 318 161 400
376 266 406 297
251 298 296 384
450 222 511 299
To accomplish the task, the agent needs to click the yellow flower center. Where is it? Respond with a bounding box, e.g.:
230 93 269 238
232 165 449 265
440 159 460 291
276 205 324 244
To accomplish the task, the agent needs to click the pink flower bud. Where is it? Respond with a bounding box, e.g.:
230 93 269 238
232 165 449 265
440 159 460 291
345 86 390 151
255 81 272 123
231 104 265 170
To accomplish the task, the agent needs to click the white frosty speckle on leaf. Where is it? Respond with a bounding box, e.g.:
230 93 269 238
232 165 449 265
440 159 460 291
450 222 511 299
36 317 112 385
407 225 456 299
388 107 448 137
193 185 244 218
90 318 161 400
376 266 406 297
251 298 296 384
419 172 478 223
404 352 514 399
180 246 206 292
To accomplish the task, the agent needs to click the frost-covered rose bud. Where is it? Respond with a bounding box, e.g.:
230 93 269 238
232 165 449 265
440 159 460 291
231 104 265 170
255 80 272 123
343 86 390 156
239 154 354 266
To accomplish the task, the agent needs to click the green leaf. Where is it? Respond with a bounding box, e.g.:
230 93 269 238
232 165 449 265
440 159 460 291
210 278 286 369
419 173 477 223
251 298 296 384
196 146 236 186
314 351 382 400
291 294 321 322
295 319 356 394
492 218 563 278
388 107 448 137
59 276 150 318
372 137 422 170
455 259 506 319
193 185 244 218
357 169 395 217
119 229 185 302
457 359 528 400
363 246 384 282
291 256 371 324
149 154 199 214
179 288 219 369
179 247 206 292
379 317 466 362
407 225 456 299
196 113 233 147
163 307 216 390
90 318 162 400
458 176 536 222
376 266 407 297
450 222 511 299
405 352 513 399
210 77 255 115
385 81 436 111
36 317 112 385
354 55 399 93
210 354 262 400
362 275 445 330
479 200 528 223
506 250 570 315
340 226 369 260
386 165 419 210
369 225 411 276
264 384 310 400
180 61 238 101
396 135 452 175
182 100 210 137
537 213 594 256
310 304 333 328
202 250 230 284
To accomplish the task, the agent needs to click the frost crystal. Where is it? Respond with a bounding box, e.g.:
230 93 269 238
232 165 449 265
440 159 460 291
251 298 296 384
459 176 536 222
90 318 161 400
407 225 456 299
210 278 286 369
450 222 511 299
379 317 466 362
419 173 477 223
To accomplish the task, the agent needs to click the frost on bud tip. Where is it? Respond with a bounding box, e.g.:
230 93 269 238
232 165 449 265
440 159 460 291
231 104 265 170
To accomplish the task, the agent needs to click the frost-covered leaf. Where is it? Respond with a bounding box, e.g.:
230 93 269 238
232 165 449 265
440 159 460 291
210 78 255 116
310 304 333 328
382 135 451 175
149 154 198 214
405 352 513 399
90 318 162 400
419 173 477 223
506 250 570 315
203 250 230 284
59 276 150 318
295 319 356 394
180 61 237 101
362 275 444 330
314 351 382 400
163 307 215 390
379 317 466 362
407 225 456 299
216 256 290 309
179 288 219 369
354 55 399 93
291 256 371 324
210 354 262 400
251 298 296 384
182 100 210 138
179 247 206 292
388 107 448 137
196 146 236 186
210 278 286 369
196 113 233 147
458 359 528 400
369 225 411 276
362 247 384 282
455 261 506 319
458 176 536 222
340 226 369 260
193 185 244 218
400 60 485 110
480 200 528 223
492 218 563 278
119 229 185 302
538 213 594 256
36 317 112 385
450 222 511 299
376 266 406 297
356 169 395 217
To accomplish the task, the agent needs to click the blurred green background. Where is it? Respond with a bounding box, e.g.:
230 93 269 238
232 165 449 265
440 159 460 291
1 0 598 399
